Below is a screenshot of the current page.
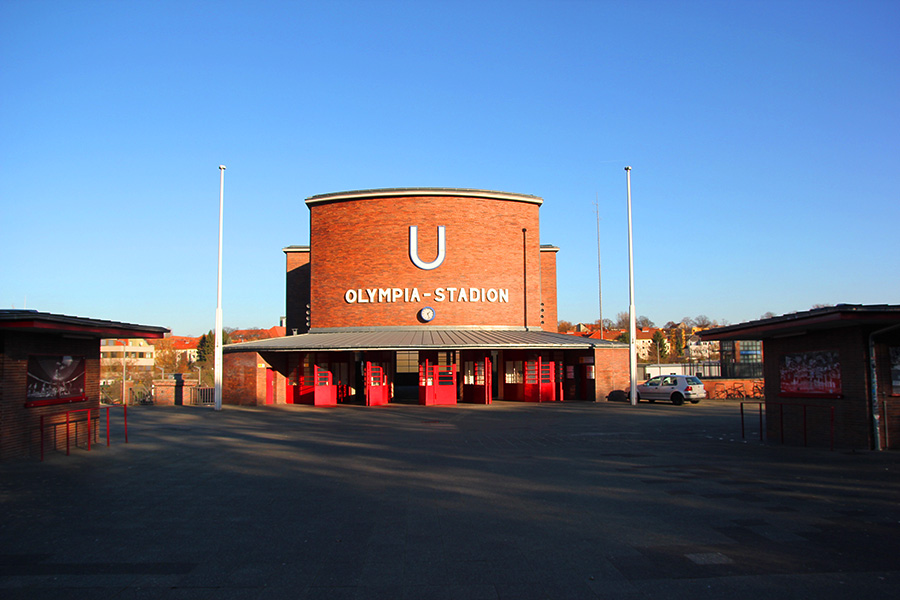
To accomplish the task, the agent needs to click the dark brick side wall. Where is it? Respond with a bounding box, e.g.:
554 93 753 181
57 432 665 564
540 249 558 333
764 328 872 449
285 249 310 335
1 331 100 460
309 194 542 329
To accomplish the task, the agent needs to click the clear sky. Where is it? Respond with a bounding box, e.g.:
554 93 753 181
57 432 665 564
2 0 898 336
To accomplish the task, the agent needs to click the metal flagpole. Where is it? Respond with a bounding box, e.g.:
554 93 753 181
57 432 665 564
625 166 637 406
595 195 603 339
214 165 226 411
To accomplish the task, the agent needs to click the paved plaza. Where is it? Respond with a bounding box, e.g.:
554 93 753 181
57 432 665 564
1 400 898 599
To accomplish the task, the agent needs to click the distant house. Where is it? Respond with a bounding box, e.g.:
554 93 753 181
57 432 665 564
229 326 286 344
166 335 202 363
588 328 669 361
100 339 156 377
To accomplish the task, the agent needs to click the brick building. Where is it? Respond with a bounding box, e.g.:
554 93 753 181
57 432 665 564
0 310 167 459
701 305 900 450
224 188 628 406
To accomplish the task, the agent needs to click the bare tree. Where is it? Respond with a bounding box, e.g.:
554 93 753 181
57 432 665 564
694 315 712 328
154 338 179 375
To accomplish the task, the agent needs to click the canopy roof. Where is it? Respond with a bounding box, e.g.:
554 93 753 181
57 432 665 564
699 304 900 341
0 310 169 339
224 328 620 354
305 187 543 207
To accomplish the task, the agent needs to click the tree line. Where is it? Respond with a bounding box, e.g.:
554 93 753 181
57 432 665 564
556 313 727 364
557 312 727 334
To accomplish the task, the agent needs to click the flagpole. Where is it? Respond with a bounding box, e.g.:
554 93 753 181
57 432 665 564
625 166 637 406
595 195 603 340
214 165 226 411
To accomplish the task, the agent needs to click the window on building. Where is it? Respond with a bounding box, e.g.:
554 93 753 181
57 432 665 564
301 355 313 383
721 340 763 378
396 351 419 373
505 361 523 384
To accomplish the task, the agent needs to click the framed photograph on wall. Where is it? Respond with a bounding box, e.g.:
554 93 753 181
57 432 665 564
26 355 86 406
779 350 841 398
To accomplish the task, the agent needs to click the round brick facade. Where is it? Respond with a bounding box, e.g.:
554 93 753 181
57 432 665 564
307 189 544 330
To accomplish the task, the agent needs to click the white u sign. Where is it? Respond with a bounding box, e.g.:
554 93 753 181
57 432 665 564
409 225 446 270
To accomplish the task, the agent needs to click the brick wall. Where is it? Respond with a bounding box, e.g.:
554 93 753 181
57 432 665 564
594 346 630 402
764 328 872 449
223 352 265 405
539 247 558 333
285 247 310 335
1 331 100 460
308 193 544 329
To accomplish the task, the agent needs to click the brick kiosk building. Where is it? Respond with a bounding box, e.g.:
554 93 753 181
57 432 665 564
0 310 168 460
700 305 900 450
224 188 627 406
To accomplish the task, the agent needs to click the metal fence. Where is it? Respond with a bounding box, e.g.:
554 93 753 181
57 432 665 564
190 386 215 406
638 362 764 381
638 362 721 379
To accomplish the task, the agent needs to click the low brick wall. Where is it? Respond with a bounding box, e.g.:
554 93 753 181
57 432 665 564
152 376 193 406
704 378 763 399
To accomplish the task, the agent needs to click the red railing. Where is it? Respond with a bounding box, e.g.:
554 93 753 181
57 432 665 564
40 404 128 461
741 401 834 451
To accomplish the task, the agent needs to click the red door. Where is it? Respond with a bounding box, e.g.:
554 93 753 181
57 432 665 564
523 360 540 402
540 361 556 402
313 364 337 406
434 364 457 405
366 362 389 406
463 357 492 404
419 362 457 405
524 359 556 402
265 368 275 405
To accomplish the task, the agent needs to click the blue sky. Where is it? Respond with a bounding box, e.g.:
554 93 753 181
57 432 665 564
2 0 897 336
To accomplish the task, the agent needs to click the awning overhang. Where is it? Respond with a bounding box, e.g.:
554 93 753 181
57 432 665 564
0 310 169 339
224 328 623 354
699 304 900 342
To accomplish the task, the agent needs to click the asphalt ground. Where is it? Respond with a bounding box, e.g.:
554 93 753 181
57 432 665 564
1 399 898 599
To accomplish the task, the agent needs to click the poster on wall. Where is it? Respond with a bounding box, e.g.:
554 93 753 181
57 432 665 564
26 355 86 403
779 351 841 397
891 347 900 395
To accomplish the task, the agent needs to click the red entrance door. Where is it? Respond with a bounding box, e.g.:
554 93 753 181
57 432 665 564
463 357 492 404
265 368 275 405
365 362 389 406
313 364 337 406
524 359 556 402
540 361 557 402
419 362 457 405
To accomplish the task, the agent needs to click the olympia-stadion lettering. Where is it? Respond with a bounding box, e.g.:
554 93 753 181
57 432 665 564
343 226 510 304
344 287 510 304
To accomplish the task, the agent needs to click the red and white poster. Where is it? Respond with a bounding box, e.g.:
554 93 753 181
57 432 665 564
27 355 86 403
779 351 841 397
